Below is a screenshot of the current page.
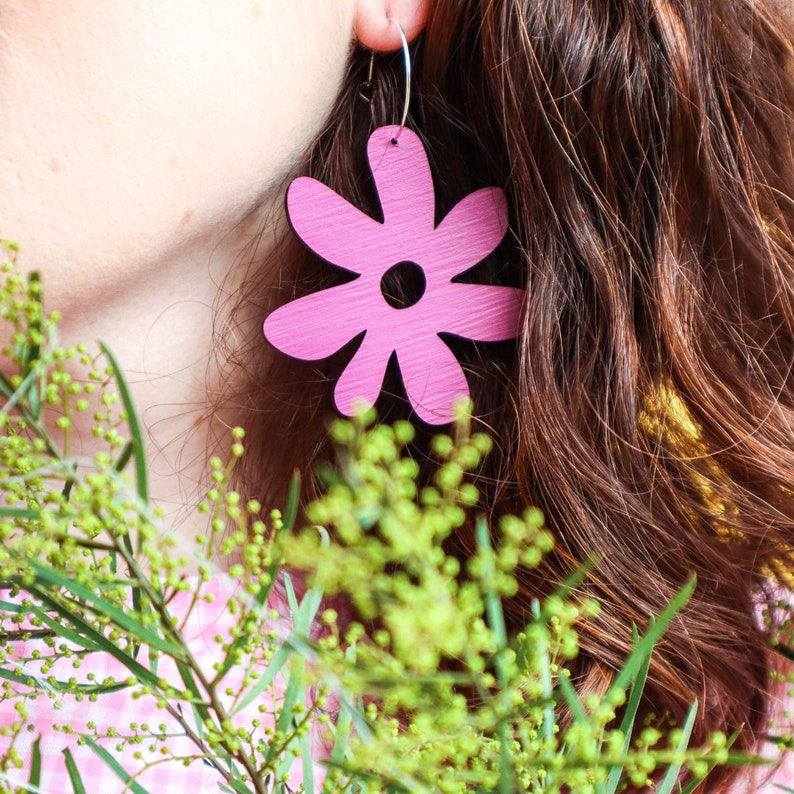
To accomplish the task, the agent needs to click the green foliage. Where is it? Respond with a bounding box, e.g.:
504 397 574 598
285 414 744 794
0 253 770 792
0 251 316 793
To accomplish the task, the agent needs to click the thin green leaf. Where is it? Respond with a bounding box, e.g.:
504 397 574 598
0 353 60 458
62 748 87 794
0 369 17 398
174 660 213 728
18 273 43 419
546 553 600 605
274 737 300 790
476 517 507 653
293 577 324 640
300 724 315 794
475 517 514 794
26 562 187 658
767 733 794 751
531 599 555 746
0 599 33 614
287 635 373 745
280 562 332 757
119 528 142 652
212 563 279 685
496 719 512 794
231 642 292 716
81 736 152 794
607 576 696 701
61 473 75 501
616 625 653 735
28 736 41 790
284 571 299 616
22 273 41 371
555 669 588 725
282 470 300 531
0 363 43 424
328 644 357 769
0 665 129 695
219 776 253 794
113 440 135 474
605 626 653 794
99 342 148 506
257 566 280 608
25 586 163 690
267 664 303 765
656 701 698 794
25 602 104 652
0 506 41 520
187 702 205 745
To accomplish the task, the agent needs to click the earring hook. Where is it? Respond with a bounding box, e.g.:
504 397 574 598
393 22 412 143
358 21 413 140
359 51 376 103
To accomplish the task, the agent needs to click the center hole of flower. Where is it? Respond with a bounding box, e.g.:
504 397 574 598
380 261 426 310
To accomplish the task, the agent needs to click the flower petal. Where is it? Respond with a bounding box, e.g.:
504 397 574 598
263 280 368 360
396 335 470 425
367 126 436 234
287 177 383 273
424 283 525 342
424 187 509 280
334 330 393 416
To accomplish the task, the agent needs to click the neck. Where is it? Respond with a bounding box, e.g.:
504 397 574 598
53 210 280 549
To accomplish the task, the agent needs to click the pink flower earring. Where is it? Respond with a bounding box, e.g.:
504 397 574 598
263 28 525 425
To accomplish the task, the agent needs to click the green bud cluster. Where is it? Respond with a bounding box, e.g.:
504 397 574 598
284 413 737 793
0 260 322 793
0 257 762 793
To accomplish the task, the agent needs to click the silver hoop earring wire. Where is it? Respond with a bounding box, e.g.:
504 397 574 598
393 22 411 143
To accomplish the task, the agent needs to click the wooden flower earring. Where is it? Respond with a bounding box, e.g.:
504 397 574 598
264 26 524 425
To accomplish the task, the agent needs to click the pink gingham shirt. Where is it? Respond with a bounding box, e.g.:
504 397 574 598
2 578 792 792
0 577 321 793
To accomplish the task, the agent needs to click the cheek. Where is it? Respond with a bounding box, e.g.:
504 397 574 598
0 1 352 300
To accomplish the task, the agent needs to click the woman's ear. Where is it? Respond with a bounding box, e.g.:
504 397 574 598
354 0 432 51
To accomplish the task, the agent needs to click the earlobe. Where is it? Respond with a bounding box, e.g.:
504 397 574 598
354 0 431 51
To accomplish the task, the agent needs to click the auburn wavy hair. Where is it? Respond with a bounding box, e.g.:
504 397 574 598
221 1 794 789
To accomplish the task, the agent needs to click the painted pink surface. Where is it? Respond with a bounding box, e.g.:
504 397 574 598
263 125 525 425
0 578 324 793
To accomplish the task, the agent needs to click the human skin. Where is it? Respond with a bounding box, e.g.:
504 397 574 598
0 1 356 317
0 0 428 540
